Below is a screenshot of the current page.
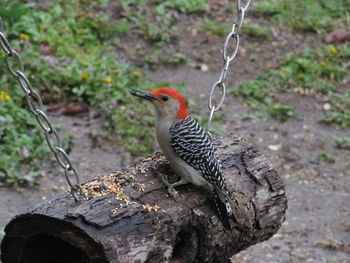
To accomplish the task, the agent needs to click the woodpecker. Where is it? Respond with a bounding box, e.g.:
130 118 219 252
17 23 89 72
129 87 233 229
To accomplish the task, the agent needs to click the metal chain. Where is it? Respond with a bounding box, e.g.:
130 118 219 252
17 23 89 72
206 0 251 133
0 17 81 201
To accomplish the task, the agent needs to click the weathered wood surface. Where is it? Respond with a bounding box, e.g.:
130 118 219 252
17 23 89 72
1 135 287 263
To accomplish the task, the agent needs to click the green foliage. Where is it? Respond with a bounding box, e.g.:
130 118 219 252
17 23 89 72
122 2 179 43
198 19 229 37
0 23 50 186
333 136 350 150
122 0 207 14
278 45 348 93
317 152 336 163
138 48 186 69
254 0 350 34
319 88 350 128
267 102 295 121
120 0 208 67
165 0 208 13
240 96 295 122
199 15 271 39
0 98 49 186
232 73 293 121
0 0 36 36
253 1 280 15
232 44 350 123
320 105 350 128
242 21 271 39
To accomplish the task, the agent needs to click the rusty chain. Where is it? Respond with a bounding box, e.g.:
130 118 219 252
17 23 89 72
0 17 81 201
206 0 251 133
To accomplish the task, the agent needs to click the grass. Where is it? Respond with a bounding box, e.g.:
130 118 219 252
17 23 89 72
0 94 49 186
198 19 229 37
242 0 350 125
199 0 349 42
253 0 350 34
119 0 207 68
198 19 271 39
241 20 271 39
333 136 350 150
319 90 350 128
317 153 336 163
232 44 350 124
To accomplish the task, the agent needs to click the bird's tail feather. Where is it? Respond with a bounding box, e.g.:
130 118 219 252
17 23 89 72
213 191 232 230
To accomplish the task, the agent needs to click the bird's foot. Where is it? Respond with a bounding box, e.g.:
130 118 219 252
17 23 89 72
159 173 178 199
171 177 188 188
167 185 179 200
158 174 190 200
165 177 189 200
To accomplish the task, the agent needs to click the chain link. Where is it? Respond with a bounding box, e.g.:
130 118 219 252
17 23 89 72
206 0 251 133
16 70 32 94
5 50 24 76
0 17 81 201
44 128 62 153
0 32 12 55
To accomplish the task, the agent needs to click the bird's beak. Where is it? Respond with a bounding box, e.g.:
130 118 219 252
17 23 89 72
129 89 160 102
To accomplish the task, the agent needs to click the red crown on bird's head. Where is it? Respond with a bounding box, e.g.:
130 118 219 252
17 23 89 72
152 88 188 119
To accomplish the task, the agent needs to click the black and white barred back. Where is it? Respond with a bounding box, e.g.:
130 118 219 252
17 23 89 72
169 116 227 191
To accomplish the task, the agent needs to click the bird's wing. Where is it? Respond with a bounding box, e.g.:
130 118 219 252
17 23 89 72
169 116 233 229
169 116 225 189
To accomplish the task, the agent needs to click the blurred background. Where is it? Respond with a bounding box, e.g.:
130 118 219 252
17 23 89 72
0 0 349 262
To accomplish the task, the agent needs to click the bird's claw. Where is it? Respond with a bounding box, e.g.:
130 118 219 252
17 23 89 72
167 186 178 200
159 173 170 186
159 173 178 200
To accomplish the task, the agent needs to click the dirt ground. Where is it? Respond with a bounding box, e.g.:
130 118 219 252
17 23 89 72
1 5 350 263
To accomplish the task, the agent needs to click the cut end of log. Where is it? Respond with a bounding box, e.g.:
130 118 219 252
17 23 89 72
1 135 287 263
1 214 108 263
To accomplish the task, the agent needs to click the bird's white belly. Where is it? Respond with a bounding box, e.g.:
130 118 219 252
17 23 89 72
167 150 210 188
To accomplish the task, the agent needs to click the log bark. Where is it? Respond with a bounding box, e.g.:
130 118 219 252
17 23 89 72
1 135 287 263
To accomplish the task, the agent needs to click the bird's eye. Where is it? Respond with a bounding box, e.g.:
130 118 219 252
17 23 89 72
161 96 169 102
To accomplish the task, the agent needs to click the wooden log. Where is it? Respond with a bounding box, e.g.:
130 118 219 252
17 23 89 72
1 135 287 263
